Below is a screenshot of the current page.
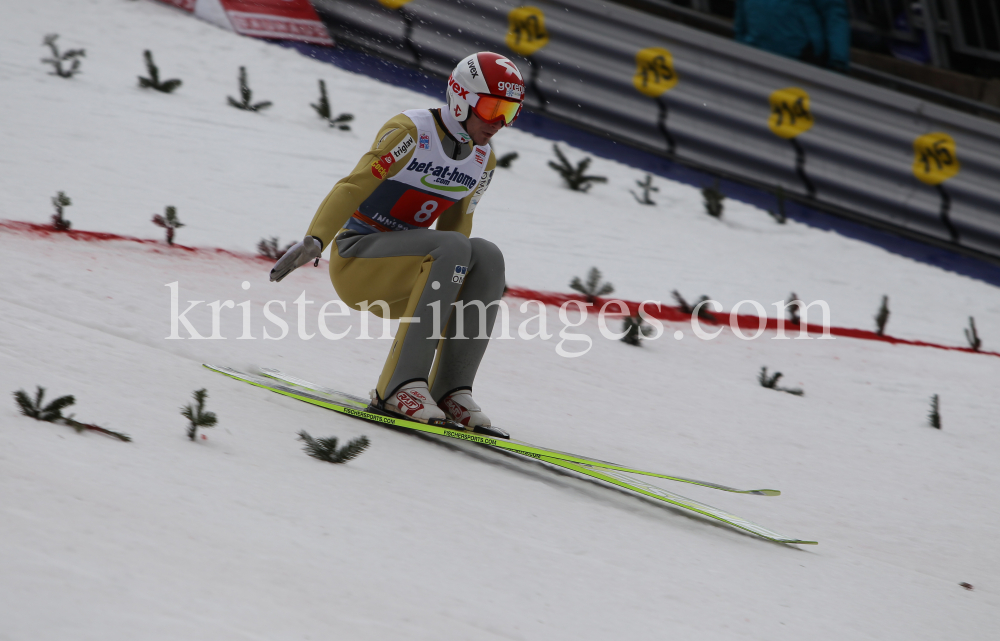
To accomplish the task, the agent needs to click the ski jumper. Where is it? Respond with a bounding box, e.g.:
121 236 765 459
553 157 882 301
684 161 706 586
305 108 503 401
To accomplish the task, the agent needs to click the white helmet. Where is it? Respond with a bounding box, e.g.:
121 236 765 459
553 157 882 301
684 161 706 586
446 52 525 126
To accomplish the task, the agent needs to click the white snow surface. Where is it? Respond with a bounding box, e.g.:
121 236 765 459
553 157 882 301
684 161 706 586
1 1 998 639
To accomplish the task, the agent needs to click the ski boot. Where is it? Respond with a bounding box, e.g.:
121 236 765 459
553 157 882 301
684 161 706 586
440 390 510 440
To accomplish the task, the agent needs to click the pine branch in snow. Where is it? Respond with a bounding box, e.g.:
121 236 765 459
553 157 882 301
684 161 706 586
758 367 804 396
702 180 724 218
672 290 715 322
182 389 217 441
51 191 72 230
569 267 614 303
138 50 182 93
14 386 131 441
228 67 272 112
630 174 658 205
311 80 353 130
257 237 295 260
496 151 519 168
41 34 85 78
298 430 370 464
928 394 941 429
874 295 890 336
548 144 607 192
964 317 981 351
152 206 184 245
786 292 801 325
620 315 655 346
14 386 75 422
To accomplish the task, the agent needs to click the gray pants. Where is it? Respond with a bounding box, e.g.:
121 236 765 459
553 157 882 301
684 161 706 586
330 229 505 400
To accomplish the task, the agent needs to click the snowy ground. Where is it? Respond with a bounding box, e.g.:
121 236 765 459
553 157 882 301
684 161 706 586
1 1 998 639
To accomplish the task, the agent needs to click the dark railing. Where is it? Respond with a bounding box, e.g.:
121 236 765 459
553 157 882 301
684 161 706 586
641 0 1000 72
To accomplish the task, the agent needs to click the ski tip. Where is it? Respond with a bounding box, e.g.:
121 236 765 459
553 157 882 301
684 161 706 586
752 489 781 497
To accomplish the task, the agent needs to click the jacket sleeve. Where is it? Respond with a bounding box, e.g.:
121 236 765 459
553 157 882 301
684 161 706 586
434 150 498 238
305 113 420 249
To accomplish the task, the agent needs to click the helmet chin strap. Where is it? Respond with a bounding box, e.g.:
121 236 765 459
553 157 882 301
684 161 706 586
440 105 473 145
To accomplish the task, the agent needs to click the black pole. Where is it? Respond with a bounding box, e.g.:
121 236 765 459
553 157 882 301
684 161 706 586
656 96 676 155
527 56 546 111
937 184 959 242
399 9 421 67
791 138 816 199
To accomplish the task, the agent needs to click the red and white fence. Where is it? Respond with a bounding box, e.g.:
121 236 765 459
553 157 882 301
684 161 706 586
154 0 333 46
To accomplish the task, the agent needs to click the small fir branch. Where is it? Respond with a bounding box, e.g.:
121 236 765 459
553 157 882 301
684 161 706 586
14 386 75 422
630 174 658 205
298 430 370 464
702 180 724 218
672 290 715 322
964 316 981 351
138 50 182 93
548 144 607 192
928 394 941 429
311 80 353 130
758 366 804 396
496 151 519 168
41 34 85 78
14 386 131 441
151 205 184 245
768 186 787 224
620 315 655 346
228 67 272 112
257 236 295 260
182 388 217 441
569 267 614 303
787 292 801 325
51 191 72 230
874 295 890 336
311 79 331 119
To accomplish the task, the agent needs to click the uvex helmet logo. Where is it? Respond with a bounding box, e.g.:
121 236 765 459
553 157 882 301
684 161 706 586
448 76 470 99
467 58 479 79
496 57 522 80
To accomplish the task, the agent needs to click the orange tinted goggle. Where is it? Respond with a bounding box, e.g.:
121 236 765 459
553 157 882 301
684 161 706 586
472 94 523 126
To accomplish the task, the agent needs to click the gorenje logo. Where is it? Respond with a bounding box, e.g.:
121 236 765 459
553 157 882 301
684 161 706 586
497 81 523 98
405 158 478 192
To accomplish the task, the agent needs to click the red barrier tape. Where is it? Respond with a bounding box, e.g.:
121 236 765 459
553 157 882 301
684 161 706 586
3 220 993 358
503 287 999 358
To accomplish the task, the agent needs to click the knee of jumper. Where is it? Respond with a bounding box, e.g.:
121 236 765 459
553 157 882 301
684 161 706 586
433 231 474 263
469 237 505 277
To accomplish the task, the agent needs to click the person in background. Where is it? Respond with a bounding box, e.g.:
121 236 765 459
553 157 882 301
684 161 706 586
734 0 851 72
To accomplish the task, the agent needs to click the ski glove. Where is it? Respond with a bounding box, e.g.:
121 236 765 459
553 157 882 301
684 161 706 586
269 236 323 282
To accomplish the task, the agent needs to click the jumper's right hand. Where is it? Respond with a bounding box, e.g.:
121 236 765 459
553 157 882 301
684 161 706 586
269 236 323 282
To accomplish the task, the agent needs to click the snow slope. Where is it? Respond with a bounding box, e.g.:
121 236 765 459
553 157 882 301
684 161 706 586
1 2 998 639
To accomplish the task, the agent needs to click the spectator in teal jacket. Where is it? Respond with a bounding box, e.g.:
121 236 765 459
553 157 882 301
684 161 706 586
734 0 851 71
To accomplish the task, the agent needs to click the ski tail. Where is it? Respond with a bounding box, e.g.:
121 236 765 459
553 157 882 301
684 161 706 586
541 456 817 545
